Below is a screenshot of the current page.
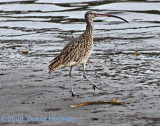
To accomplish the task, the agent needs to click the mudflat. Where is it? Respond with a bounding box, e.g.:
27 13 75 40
1 0 160 125
0 40 160 126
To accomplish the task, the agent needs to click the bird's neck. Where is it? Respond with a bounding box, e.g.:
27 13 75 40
85 20 94 35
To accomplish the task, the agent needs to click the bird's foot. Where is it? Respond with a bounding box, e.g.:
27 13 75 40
71 91 79 97
92 85 102 90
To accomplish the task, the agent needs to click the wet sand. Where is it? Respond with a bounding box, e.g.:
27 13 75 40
1 0 160 125
1 48 160 126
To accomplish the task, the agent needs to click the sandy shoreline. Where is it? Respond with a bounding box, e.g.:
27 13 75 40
1 56 160 126
1 0 160 125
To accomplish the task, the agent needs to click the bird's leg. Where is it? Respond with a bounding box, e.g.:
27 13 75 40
82 64 101 90
69 66 79 96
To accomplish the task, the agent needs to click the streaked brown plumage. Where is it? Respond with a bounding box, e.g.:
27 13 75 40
48 31 93 73
49 12 94 73
48 11 128 96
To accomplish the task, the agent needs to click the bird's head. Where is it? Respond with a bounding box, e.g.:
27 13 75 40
85 11 96 22
85 10 128 23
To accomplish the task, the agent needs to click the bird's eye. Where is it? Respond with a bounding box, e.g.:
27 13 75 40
90 12 92 14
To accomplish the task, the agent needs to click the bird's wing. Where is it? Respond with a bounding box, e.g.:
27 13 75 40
48 37 81 73
48 34 92 73
59 38 84 64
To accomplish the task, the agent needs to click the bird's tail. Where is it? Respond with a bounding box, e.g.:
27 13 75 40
48 57 62 73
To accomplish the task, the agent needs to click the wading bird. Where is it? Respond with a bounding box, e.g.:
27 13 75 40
48 11 128 96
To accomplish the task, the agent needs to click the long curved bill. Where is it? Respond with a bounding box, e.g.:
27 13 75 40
95 13 129 23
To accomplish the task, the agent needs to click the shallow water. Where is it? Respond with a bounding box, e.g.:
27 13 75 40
0 0 160 126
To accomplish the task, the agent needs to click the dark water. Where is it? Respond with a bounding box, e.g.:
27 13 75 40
0 0 160 60
0 0 160 126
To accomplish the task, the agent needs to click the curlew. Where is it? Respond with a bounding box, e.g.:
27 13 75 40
48 11 128 96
